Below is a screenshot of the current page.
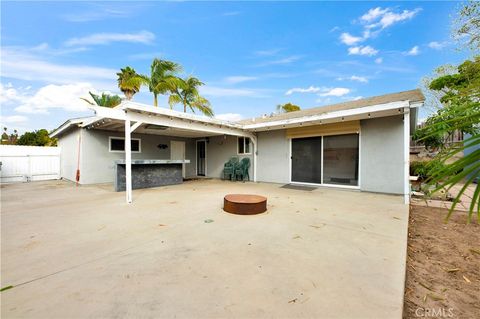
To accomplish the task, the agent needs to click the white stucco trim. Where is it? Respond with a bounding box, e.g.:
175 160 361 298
403 108 410 204
243 100 410 130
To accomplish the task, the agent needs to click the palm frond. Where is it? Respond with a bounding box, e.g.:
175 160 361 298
80 97 94 105
168 94 182 109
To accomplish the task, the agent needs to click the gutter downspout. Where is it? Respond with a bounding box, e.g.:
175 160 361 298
403 107 410 204
75 128 82 186
250 134 258 182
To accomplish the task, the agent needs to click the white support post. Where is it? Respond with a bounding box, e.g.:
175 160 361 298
125 118 132 204
403 108 410 204
251 135 258 182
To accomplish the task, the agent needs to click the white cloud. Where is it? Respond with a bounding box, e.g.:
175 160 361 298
365 8 422 30
61 4 137 22
259 55 303 66
254 48 282 56
200 86 266 97
64 30 155 47
316 97 332 104
337 75 368 83
352 96 364 101
222 11 241 16
350 75 368 83
405 45 420 56
1 47 116 90
14 83 99 114
361 7 390 22
286 86 322 95
375 57 383 64
0 83 26 104
286 86 350 97
128 52 165 60
340 32 363 45
224 76 258 84
0 115 28 124
318 87 350 97
428 41 448 50
348 45 378 56
215 113 243 122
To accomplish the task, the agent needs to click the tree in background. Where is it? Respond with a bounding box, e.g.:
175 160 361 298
168 76 213 116
452 1 480 52
277 103 301 113
17 129 57 146
116 66 146 100
144 58 182 107
413 58 480 150
414 1 479 221
1 127 18 145
81 91 122 108
2 127 9 144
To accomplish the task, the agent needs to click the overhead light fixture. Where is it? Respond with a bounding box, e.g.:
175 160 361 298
145 124 168 130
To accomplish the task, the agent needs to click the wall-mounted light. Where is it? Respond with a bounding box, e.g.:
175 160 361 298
157 144 168 149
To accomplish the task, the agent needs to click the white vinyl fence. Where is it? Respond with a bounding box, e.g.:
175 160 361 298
0 145 61 183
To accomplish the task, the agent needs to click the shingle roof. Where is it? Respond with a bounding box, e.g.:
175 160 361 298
238 89 424 125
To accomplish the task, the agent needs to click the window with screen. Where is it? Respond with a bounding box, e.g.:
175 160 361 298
109 137 141 153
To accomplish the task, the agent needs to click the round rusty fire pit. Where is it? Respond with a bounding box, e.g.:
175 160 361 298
223 194 267 215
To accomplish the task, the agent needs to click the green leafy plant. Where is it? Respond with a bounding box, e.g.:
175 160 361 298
116 66 147 100
143 58 182 107
16 129 57 146
81 92 122 108
277 103 301 113
416 56 480 222
168 76 213 116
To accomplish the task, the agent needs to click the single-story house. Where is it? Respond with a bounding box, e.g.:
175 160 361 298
51 89 424 203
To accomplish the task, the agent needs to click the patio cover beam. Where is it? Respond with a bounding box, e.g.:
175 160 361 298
125 118 143 204
242 100 411 131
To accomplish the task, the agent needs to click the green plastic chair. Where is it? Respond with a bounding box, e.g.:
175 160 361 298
235 158 250 181
223 157 239 180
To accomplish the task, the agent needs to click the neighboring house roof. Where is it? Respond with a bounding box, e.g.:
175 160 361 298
51 89 424 138
239 89 424 125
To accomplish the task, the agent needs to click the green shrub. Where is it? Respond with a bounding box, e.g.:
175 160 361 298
410 160 447 181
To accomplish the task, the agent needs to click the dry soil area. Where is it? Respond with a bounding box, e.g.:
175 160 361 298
403 205 480 318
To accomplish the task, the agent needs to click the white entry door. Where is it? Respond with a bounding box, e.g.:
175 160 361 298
170 140 186 178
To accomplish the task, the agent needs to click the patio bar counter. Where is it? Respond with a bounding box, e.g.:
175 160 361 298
114 159 190 192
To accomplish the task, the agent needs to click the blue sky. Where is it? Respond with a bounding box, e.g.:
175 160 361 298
0 1 468 133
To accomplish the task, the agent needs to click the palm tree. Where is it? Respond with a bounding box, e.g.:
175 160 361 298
116 66 146 100
277 102 301 113
168 76 213 116
144 58 182 107
81 92 122 108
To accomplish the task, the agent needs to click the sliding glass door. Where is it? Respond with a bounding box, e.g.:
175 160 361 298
291 133 359 187
291 136 322 184
322 134 359 186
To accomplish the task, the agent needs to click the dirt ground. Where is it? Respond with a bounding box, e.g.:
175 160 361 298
403 205 480 318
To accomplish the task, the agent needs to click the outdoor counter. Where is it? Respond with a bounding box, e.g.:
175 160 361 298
114 159 190 192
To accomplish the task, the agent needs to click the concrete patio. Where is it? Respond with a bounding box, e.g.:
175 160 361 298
1 179 408 318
